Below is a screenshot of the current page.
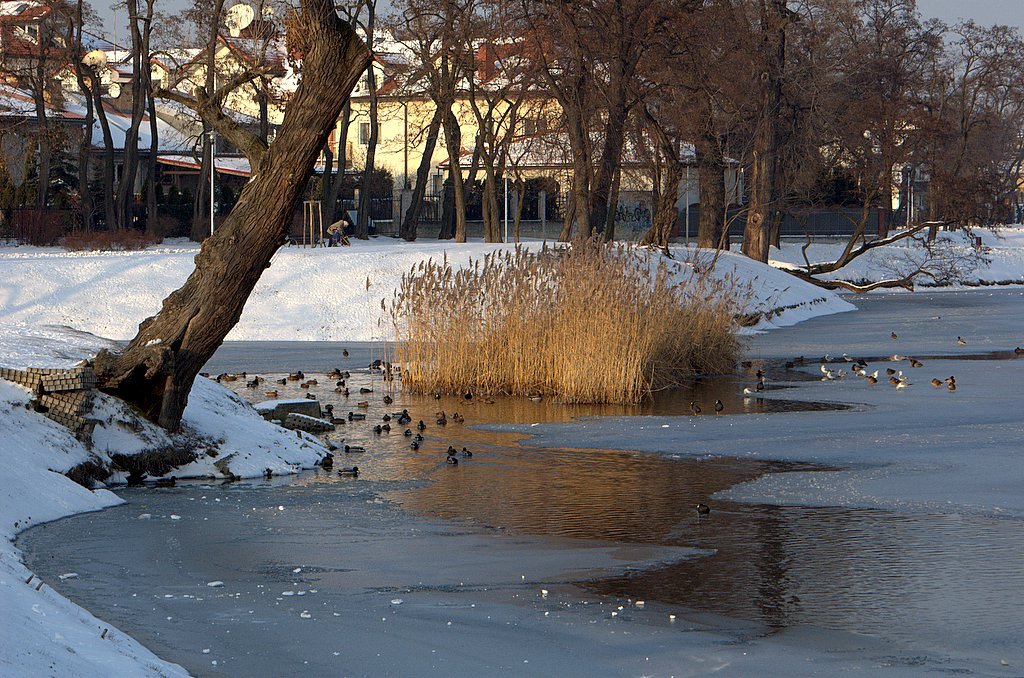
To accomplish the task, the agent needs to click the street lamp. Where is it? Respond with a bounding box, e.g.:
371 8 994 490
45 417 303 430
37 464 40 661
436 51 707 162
209 130 215 237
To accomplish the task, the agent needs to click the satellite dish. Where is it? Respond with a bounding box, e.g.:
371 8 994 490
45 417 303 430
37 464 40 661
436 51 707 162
107 82 121 98
82 49 107 70
225 3 255 37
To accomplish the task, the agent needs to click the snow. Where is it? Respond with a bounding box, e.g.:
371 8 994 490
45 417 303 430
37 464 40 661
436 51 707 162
0 238 852 341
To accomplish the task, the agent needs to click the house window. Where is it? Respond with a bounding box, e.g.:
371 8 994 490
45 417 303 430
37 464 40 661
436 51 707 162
358 122 379 145
522 118 537 136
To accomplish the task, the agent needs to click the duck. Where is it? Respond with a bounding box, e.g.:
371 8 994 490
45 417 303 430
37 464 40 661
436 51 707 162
359 387 373 394
909 358 923 368
410 441 420 450
714 399 724 413
464 391 473 401
319 452 334 470
445 455 458 465
338 466 359 477
956 336 967 346
381 423 391 433
436 411 447 426
417 420 427 431
403 428 413 436
246 377 261 388
690 401 702 415
696 503 711 516
755 380 765 392
886 368 897 376
344 445 365 454
277 377 287 385
1015 347 1024 355
447 445 458 456
452 412 465 424
327 369 342 379
288 371 304 381
348 412 366 421
889 376 900 386
264 390 278 398
383 394 394 405
866 375 878 385
895 381 910 390
305 393 317 400
930 378 943 387
342 349 349 357
528 393 543 401
461 447 473 458
357 401 370 408
947 381 957 391
891 331 898 340
336 379 346 387
373 425 383 435
263 468 273 480
414 433 424 442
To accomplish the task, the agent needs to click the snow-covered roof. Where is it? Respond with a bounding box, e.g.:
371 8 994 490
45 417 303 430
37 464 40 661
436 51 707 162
158 153 252 176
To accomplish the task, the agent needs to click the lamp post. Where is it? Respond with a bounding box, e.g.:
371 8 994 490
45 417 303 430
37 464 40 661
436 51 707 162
503 174 509 243
209 130 215 237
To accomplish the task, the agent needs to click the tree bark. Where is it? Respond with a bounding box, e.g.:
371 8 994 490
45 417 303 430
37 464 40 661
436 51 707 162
742 0 788 263
696 131 725 249
71 0 94 230
91 85 118 230
356 1 378 240
325 101 351 223
400 103 443 241
441 106 466 242
93 0 370 431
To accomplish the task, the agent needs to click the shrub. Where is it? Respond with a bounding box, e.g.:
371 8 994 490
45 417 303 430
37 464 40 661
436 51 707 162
392 239 743 404
63 229 161 251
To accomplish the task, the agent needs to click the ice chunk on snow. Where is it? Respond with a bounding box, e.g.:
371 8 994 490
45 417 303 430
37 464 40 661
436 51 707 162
206 581 224 588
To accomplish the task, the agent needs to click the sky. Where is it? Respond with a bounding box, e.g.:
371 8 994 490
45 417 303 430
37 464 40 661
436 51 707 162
92 0 1024 48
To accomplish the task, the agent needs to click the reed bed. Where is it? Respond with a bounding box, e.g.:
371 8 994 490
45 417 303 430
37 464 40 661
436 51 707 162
391 239 743 404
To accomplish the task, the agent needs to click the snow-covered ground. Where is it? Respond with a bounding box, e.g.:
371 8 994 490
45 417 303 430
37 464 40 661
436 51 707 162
0 237 852 341
770 225 1024 288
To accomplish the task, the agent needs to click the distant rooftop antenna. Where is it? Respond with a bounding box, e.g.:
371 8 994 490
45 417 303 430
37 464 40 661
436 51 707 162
225 3 255 38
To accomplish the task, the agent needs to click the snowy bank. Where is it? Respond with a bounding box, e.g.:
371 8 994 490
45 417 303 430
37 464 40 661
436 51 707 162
0 325 327 677
0 238 853 341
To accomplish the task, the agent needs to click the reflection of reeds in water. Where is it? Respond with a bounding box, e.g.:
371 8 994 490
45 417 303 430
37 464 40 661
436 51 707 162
390 239 744 404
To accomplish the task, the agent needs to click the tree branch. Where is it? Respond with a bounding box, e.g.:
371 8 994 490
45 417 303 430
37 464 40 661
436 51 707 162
802 221 949 275
154 87 268 167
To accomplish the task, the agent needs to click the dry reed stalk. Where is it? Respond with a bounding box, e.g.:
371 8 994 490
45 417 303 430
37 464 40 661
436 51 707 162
391 239 741 404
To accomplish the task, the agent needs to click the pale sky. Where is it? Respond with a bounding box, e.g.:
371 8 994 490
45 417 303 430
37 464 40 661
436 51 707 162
918 0 1024 30
92 0 1024 48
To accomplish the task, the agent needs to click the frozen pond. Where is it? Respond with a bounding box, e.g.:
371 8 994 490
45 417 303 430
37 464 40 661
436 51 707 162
18 289 1024 675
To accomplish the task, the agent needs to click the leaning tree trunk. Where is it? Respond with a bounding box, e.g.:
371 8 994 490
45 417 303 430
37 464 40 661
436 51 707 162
93 1 370 431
